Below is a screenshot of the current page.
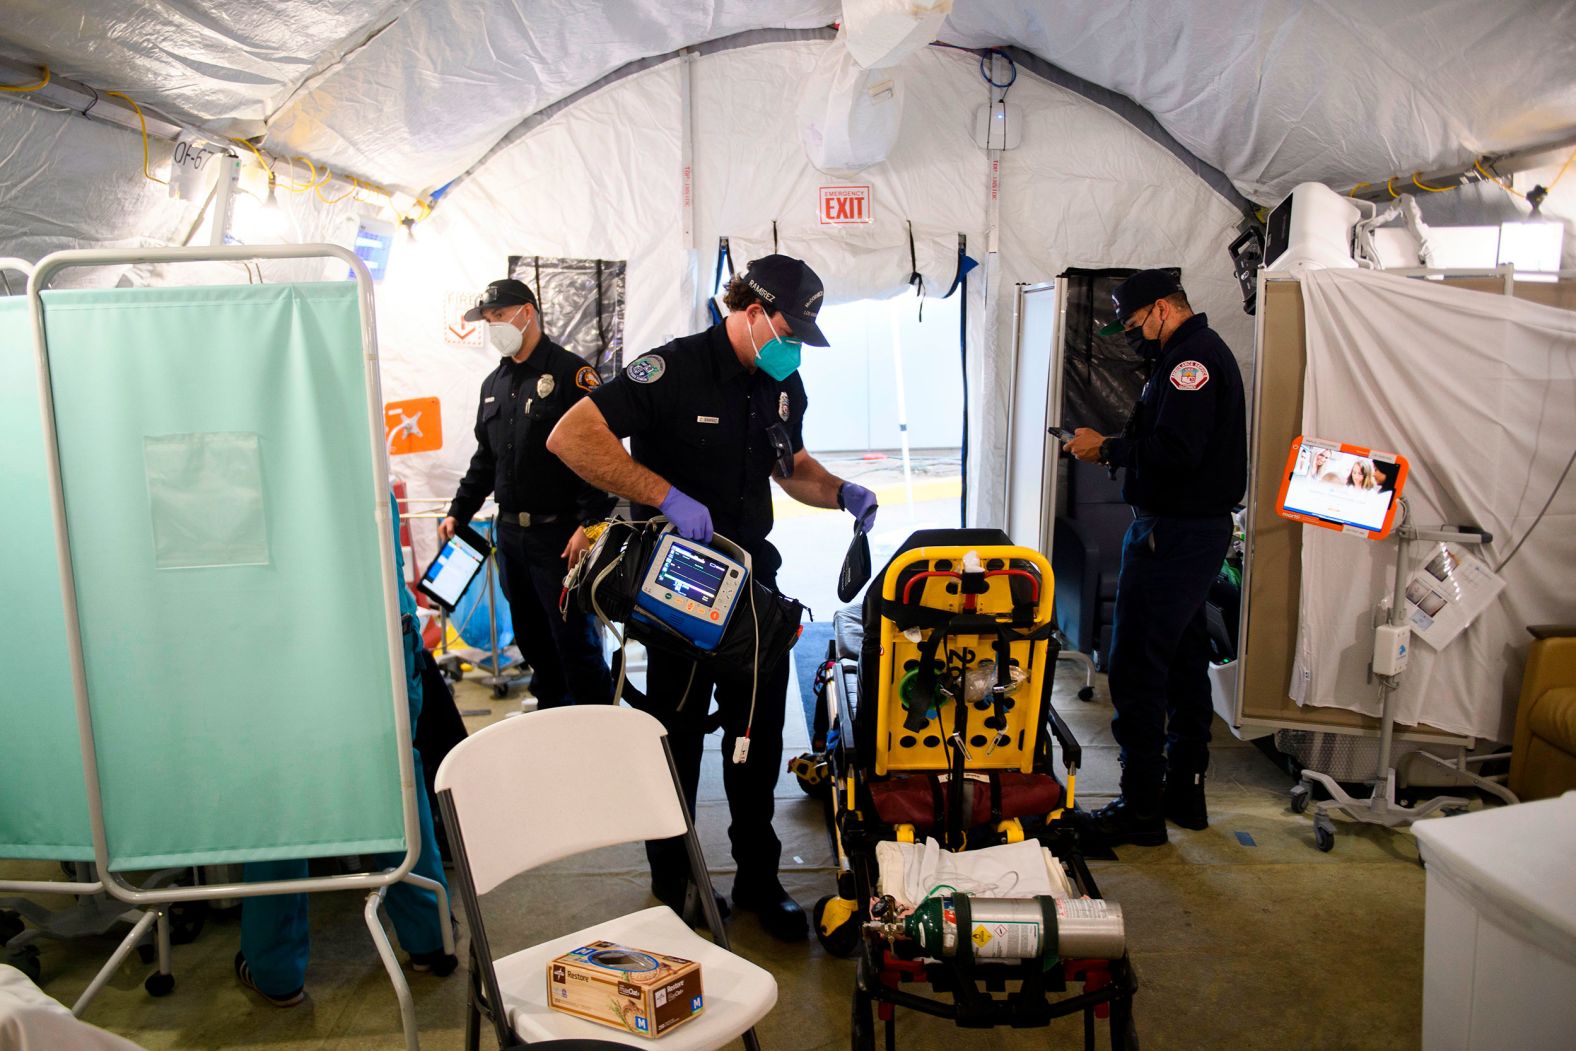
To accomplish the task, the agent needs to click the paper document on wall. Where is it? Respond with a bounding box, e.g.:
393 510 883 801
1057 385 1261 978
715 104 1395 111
1402 543 1504 650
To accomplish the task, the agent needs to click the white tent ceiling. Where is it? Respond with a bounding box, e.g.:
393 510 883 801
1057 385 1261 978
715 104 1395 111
2 0 1573 204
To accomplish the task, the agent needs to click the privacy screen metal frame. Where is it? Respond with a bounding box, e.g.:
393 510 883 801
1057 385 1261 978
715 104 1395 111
26 245 449 1049
0 255 167 1017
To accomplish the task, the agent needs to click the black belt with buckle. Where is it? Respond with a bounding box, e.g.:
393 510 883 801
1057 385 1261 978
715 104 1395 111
503 510 571 528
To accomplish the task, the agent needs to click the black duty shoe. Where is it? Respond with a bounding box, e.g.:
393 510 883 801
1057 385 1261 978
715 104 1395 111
234 951 306 1007
652 880 731 928
732 879 809 942
409 948 459 976
1077 797 1168 848
1164 770 1209 830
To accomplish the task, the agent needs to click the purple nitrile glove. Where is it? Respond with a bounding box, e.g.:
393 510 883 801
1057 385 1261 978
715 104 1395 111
659 487 714 542
839 482 878 533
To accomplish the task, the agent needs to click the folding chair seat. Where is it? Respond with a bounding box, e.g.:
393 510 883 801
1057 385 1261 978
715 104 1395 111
435 706 775 1050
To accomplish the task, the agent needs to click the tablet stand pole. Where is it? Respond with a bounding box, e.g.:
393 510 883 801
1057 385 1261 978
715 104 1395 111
1292 503 1494 850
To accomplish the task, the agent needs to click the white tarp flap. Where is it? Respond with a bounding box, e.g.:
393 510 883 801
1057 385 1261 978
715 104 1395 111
842 0 952 70
796 33 904 177
1292 268 1576 741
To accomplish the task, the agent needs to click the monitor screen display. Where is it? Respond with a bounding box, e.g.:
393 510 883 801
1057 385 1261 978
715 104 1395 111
653 542 729 608
1281 439 1402 533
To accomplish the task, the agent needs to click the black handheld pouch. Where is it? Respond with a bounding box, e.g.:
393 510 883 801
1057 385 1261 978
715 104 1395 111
837 526 872 603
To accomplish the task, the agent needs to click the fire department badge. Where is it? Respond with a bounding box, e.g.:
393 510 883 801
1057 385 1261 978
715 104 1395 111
1169 360 1209 391
536 374 555 398
575 366 599 391
778 392 790 421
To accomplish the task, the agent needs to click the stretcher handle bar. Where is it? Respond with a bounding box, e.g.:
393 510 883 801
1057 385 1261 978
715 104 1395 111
1042 685 1082 774
900 568 1041 606
27 244 421 905
1 258 35 278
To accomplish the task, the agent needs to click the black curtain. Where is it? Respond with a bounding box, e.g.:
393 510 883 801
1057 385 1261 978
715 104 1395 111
1057 266 1178 433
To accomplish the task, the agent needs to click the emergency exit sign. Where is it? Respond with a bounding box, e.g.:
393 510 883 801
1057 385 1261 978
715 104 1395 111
820 185 872 225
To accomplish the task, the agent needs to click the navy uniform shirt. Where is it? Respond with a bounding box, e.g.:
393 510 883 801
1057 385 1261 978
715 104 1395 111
589 322 807 575
448 338 616 525
1102 313 1247 517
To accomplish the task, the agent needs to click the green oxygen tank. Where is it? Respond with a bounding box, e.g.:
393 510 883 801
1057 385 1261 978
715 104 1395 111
883 894 1127 963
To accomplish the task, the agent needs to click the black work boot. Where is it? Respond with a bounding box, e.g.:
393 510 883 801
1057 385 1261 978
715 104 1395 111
1079 771 1167 848
732 876 808 942
1164 762 1210 830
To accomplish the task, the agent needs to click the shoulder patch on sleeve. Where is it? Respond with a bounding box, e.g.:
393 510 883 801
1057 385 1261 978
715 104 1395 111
626 354 666 384
575 365 600 391
1169 360 1210 391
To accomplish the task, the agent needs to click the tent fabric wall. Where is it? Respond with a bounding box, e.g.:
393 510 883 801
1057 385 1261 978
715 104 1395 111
371 39 1250 551
1292 268 1576 742
6 2 1572 205
0 102 195 285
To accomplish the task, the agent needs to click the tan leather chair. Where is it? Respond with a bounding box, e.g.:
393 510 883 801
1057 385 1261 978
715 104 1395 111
1509 625 1576 801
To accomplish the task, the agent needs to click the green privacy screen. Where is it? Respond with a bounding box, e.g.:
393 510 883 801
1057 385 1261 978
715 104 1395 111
40 283 405 869
0 296 94 861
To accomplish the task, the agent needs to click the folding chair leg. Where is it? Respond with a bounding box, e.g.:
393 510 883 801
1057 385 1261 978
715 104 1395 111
364 888 420 1051
743 1026 763 1051
70 907 160 1016
464 966 482 1051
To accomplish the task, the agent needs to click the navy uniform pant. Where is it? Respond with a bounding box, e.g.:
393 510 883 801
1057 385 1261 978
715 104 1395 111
1107 514 1233 790
495 519 614 708
639 581 791 896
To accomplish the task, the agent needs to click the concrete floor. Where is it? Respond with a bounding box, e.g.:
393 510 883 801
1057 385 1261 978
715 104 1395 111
2 480 1431 1049
2 659 1428 1050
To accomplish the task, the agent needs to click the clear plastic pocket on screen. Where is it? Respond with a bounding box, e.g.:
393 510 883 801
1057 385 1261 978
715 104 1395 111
143 431 270 569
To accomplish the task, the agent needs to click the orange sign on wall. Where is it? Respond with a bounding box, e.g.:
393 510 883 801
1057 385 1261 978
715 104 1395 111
385 397 443 456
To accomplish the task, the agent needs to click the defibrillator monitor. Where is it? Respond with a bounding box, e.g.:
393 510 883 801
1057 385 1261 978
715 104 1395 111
1275 435 1408 540
416 524 492 611
632 533 749 653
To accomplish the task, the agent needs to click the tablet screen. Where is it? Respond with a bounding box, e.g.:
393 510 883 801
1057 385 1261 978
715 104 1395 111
419 528 489 610
1278 437 1405 537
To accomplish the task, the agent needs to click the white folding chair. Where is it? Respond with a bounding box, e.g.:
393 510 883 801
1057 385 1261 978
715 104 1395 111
435 706 775 1050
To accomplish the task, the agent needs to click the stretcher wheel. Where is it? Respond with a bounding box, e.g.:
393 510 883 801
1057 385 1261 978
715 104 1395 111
813 895 860 958
1289 783 1311 814
9 945 42 983
1313 813 1336 852
492 683 510 699
1077 686 1096 702
144 971 175 997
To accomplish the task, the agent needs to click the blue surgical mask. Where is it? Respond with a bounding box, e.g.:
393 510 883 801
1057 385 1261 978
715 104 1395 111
749 314 802 380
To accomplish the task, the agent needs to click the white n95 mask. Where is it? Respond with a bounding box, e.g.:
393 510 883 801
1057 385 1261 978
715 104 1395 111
488 319 523 357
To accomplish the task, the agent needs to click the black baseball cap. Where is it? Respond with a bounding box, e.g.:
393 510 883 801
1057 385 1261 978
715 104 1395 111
1098 269 1183 335
463 278 537 322
741 255 829 347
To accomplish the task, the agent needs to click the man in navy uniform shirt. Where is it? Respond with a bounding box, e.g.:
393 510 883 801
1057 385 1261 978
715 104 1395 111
1064 269 1246 847
441 278 616 708
548 255 876 939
